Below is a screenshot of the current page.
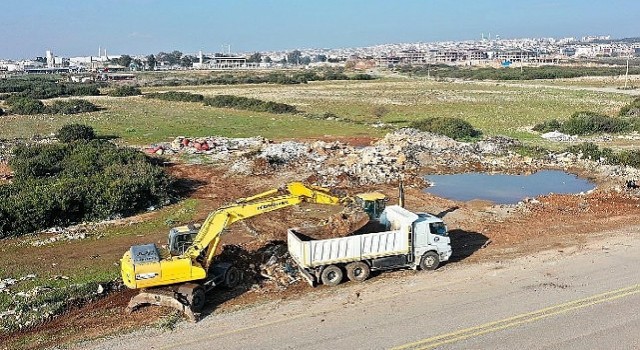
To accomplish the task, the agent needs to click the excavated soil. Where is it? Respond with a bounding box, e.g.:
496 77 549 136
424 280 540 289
4 162 640 349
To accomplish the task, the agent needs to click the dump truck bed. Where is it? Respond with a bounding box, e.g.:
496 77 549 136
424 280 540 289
287 228 410 268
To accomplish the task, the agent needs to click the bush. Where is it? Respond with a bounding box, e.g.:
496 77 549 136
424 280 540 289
108 85 142 97
532 119 562 133
351 73 373 80
619 97 640 118
561 111 629 135
0 77 100 99
409 117 481 140
612 149 640 168
1 132 171 237
395 65 640 81
46 99 99 114
203 95 297 114
145 91 204 102
8 97 46 115
57 124 96 143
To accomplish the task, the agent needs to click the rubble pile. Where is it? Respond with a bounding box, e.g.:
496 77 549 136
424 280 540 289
146 136 268 160
150 129 533 185
143 129 639 188
541 131 578 142
29 226 90 247
216 243 301 290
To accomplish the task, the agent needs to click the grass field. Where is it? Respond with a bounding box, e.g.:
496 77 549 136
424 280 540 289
0 76 636 144
0 199 200 332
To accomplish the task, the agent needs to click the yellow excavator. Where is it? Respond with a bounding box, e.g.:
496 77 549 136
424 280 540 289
121 182 387 320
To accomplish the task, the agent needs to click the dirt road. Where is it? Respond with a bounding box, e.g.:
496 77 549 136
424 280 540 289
84 226 640 350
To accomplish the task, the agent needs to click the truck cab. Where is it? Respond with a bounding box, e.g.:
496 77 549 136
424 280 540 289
410 213 452 267
378 207 452 270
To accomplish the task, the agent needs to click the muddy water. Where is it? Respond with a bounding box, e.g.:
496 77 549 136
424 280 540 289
425 170 595 204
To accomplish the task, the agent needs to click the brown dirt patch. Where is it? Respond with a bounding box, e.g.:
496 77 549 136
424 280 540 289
5 162 640 349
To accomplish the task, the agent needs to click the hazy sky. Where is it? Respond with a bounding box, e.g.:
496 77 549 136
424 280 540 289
1 0 638 59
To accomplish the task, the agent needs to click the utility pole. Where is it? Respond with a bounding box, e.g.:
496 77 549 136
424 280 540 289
624 55 630 89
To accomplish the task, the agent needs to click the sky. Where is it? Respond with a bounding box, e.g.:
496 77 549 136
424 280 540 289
0 0 638 59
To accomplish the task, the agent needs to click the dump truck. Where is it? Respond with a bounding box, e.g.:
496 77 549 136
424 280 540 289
287 205 452 286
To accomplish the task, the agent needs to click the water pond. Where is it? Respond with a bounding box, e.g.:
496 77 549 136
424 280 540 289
424 170 595 204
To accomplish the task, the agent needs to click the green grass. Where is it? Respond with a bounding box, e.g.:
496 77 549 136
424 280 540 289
0 77 635 145
0 198 200 332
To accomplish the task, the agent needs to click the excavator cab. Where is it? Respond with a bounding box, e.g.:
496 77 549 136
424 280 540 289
168 224 201 255
355 192 388 220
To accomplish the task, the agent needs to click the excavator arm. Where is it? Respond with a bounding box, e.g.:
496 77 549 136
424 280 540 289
183 182 339 269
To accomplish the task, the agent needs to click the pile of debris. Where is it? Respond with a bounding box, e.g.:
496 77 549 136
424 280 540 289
541 131 578 142
145 136 268 160
149 129 532 185
215 243 300 290
0 274 37 294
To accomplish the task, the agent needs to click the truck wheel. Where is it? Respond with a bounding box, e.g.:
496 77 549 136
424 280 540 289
188 287 206 312
420 252 440 271
346 262 370 282
320 265 343 286
223 266 241 289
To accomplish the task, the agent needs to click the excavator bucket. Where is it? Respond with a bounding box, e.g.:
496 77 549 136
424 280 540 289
126 291 198 322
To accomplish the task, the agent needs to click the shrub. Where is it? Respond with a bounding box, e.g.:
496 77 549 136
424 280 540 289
57 124 96 143
561 111 629 135
145 91 204 102
619 97 640 118
203 95 297 114
351 73 373 80
8 97 46 115
46 99 99 114
532 119 562 133
371 105 389 119
108 85 142 97
612 149 640 168
1 133 171 237
565 142 607 160
409 117 481 140
0 78 100 99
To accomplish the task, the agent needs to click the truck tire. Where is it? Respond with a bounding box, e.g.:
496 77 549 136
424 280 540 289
188 287 206 312
346 261 370 282
420 251 440 271
320 265 343 286
223 266 241 289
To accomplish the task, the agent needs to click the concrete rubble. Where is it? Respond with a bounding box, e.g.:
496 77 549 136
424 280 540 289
142 129 640 187
541 131 577 142
146 129 534 185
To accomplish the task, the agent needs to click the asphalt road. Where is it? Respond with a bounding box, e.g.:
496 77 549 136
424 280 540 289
86 230 640 350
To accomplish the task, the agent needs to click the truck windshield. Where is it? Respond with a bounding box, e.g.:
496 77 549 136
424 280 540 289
429 222 447 236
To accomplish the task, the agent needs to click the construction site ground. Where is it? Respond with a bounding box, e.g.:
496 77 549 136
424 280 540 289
2 142 640 350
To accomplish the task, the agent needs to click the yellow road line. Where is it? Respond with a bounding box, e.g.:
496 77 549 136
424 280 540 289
392 283 640 350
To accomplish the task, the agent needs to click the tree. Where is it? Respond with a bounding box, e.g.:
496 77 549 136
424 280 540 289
180 55 195 67
300 56 311 65
112 54 132 68
315 54 327 63
146 55 156 70
287 50 302 65
247 52 262 63
132 58 143 70
169 50 183 65
264 56 272 63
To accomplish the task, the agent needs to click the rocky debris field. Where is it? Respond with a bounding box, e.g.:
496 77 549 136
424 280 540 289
144 129 640 188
